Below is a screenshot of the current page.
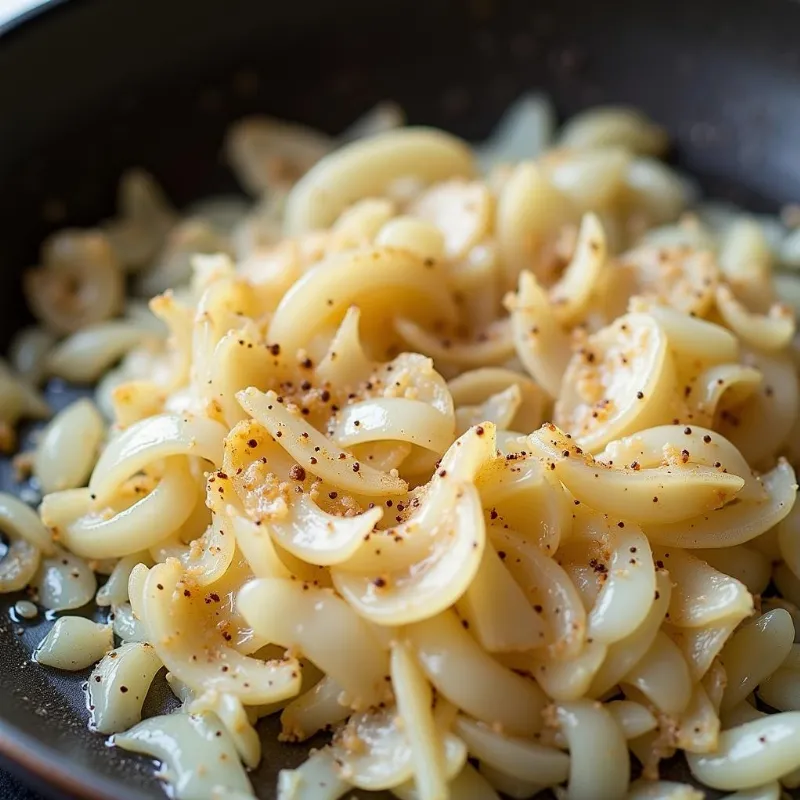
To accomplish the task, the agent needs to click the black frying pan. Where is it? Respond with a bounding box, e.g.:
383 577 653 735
1 0 800 797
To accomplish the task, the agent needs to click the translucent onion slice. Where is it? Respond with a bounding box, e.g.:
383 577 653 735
605 701 658 740
89 413 226 502
555 700 630 800
96 551 153 607
88 641 163 734
553 312 676 452
0 491 54 554
716 284 795 352
188 690 261 769
229 512 292 580
653 546 753 628
394 317 515 369
454 714 569 785
621 632 692 715
687 713 800 791
454 385 521 436
35 544 96 610
62 457 198 559
315 306 376 389
265 494 382 567
276 747 350 800
284 128 476 235
405 610 547 736
332 482 485 626
456 542 547 652
529 425 744 525
720 609 795 712
330 398 454 454
488 524 586 659
237 388 407 497
588 570 672 697
476 763 543 800
496 161 575 289
114 712 253 798
645 459 797 548
0 538 40 593
142 561 301 705
506 271 572 398
238 577 388 710
689 364 763 427
549 212 607 325
280 676 350 743
34 617 113 670
447 367 545 434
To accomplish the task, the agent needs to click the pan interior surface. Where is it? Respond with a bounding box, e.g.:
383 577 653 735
0 1 799 798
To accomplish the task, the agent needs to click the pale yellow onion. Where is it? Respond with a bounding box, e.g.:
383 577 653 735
687 713 800 791
588 570 672 697
96 552 153 607
626 780 704 800
454 385 521 437
280 676 349 743
89 413 226 502
652 547 753 628
237 387 407 497
142 561 301 705
34 617 113 670
693 544 771 596
605 700 658 739
720 609 795 711
455 541 547 652
88 641 163 734
666 617 746 683
545 147 631 213
621 631 692 715
689 364 763 427
645 459 797 548
404 610 546 736
555 699 630 800
284 128 475 235
554 312 677 452
674 682 721 754
114 712 253 798
188 690 261 769
35 545 96 610
559 106 668 156
332 482 485 626
715 284 795 352
758 668 800 713
238 577 388 710
506 271 572 398
276 747 350 800
529 425 744 525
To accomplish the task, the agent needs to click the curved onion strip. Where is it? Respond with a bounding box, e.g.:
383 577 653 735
179 513 236 587
447 367 545 433
88 641 163 734
315 306 376 389
237 388 407 497
229 512 293 579
267 248 458 356
113 712 253 798
35 544 96 610
188 691 261 769
62 458 198 558
280 676 349 743
588 570 672 697
653 547 753 628
142 561 301 704
496 161 575 289
550 212 607 325
529 425 744 525
405 610 546 736
388 642 463 797
488 524 586 658
687 713 800 791
454 385 521 436
276 747 351 800
716 284 795 352
690 364 763 427
394 318 515 369
34 617 113 670
238 577 388 710
331 398 454 453
266 494 382 567
456 542 547 652
454 714 569 785
621 632 692 715
585 521 655 644
332 482 485 626
0 492 54 554
506 271 571 398
605 701 658 740
476 452 570 554
90 414 226 501
555 700 629 800
597 425 766 504
554 312 678 452
645 459 797 548
665 618 744 683
646 304 740 366
285 128 475 235
96 551 153 606
720 609 795 712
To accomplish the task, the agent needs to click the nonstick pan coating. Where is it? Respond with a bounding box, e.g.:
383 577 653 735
0 0 799 797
